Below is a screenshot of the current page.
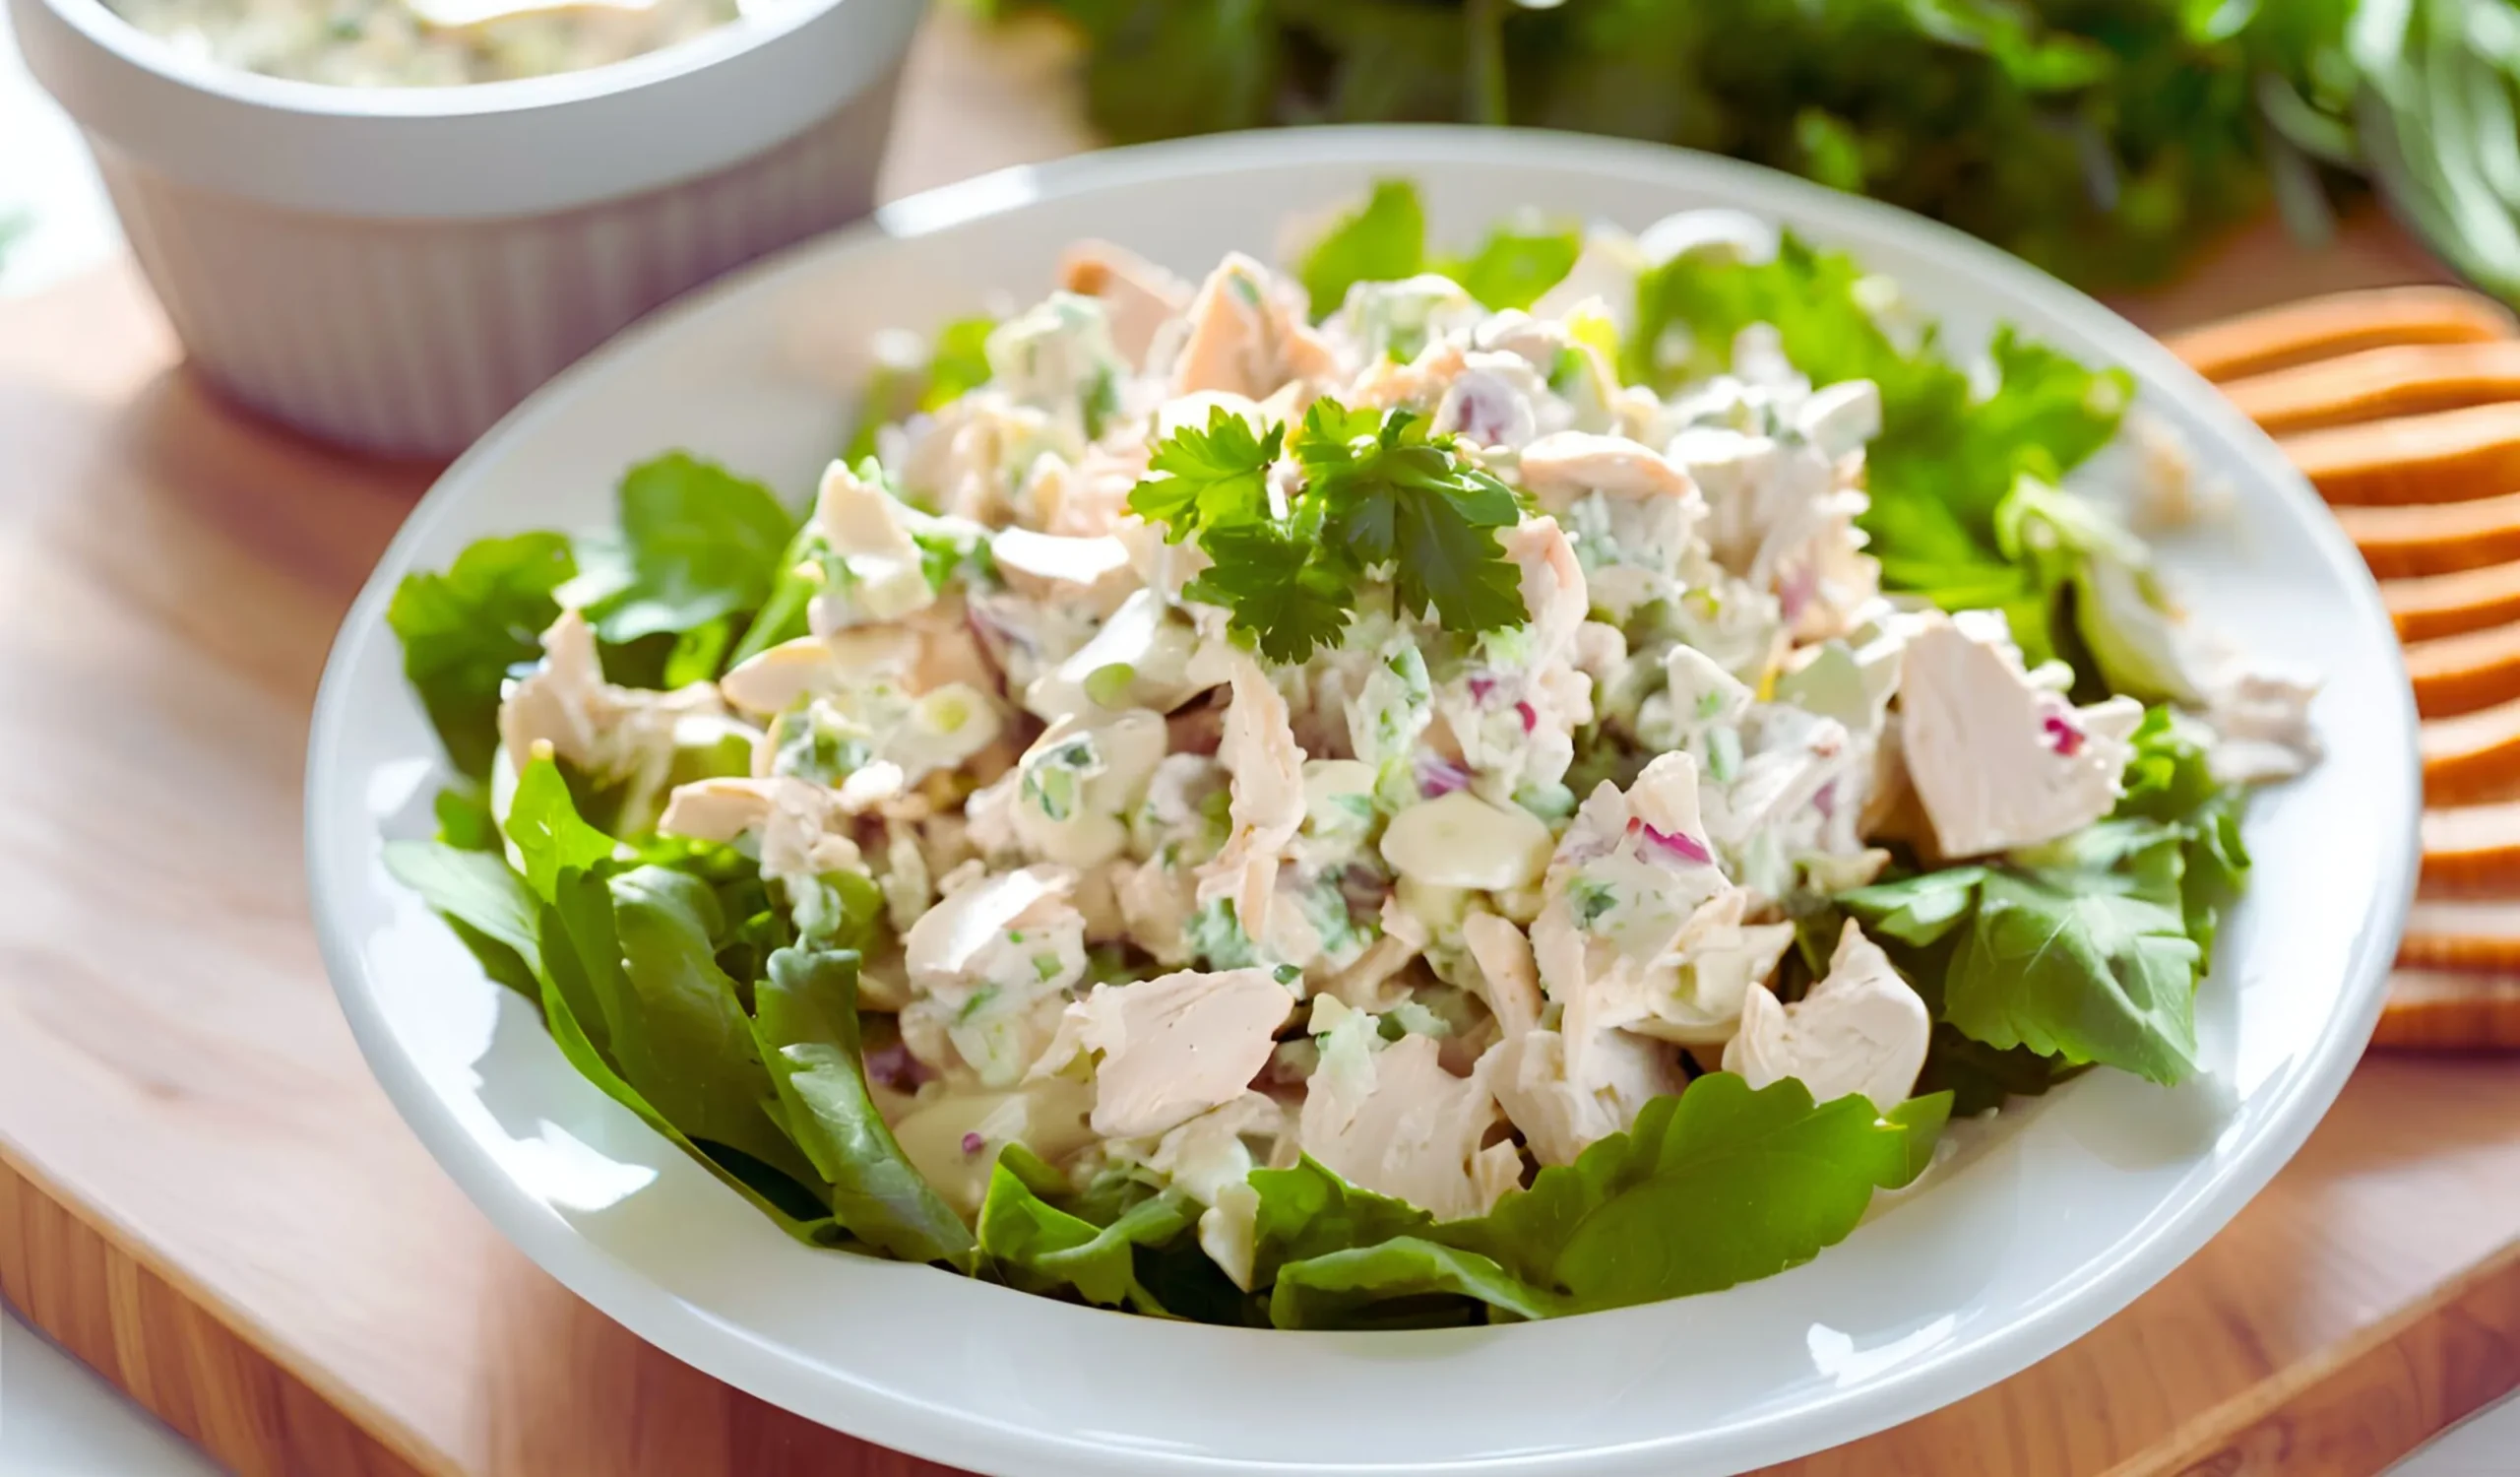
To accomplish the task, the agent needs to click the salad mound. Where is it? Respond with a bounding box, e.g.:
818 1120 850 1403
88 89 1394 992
384 182 2320 1329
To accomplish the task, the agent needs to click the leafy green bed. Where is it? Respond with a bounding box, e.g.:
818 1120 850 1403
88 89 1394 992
380 190 2257 1328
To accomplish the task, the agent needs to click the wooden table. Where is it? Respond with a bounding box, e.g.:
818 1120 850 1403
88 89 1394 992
4 12 2518 1477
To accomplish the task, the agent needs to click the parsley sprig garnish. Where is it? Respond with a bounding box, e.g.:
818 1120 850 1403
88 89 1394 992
1128 400 1524 664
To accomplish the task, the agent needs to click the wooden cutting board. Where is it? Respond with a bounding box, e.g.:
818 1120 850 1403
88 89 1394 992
5 15 2519 1477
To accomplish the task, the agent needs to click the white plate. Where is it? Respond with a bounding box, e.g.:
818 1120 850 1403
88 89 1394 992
306 127 2419 1477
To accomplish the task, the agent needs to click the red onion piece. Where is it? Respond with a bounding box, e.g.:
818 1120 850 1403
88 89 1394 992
1640 823 1713 867
1418 756 1472 798
864 1041 935 1094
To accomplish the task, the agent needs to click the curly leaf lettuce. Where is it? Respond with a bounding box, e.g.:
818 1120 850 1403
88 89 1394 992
1243 1074 1944 1328
978 1146 1192 1309
1436 1074 1937 1312
1270 1238 1561 1329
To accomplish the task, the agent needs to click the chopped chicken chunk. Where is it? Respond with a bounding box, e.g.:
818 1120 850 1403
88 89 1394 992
1034 967 1295 1138
1899 613 2144 858
1724 920 1930 1116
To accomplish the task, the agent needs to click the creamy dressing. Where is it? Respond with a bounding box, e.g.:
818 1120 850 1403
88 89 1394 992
106 0 774 87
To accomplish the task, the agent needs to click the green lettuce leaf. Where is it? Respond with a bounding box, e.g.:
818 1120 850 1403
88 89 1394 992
397 780 842 1246
387 532 575 778
1844 849 2200 1086
727 520 825 668
1268 1238 1560 1329
382 838 540 1001
504 753 618 905
1884 1092 1954 1184
1950 856 2202 1085
755 946 976 1268
1434 1073 1935 1311
604 866 820 1186
534 906 843 1249
2114 706 2253 953
1836 866 1986 951
1294 177 1427 317
978 1145 1188 1309
1246 1154 1433 1288
1436 223 1581 311
384 839 537 963
576 453 798 645
1918 1023 2087 1118
1288 179 1582 315
843 316 997 464
432 784 503 852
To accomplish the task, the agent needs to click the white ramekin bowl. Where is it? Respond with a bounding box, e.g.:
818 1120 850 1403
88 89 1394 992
10 0 924 456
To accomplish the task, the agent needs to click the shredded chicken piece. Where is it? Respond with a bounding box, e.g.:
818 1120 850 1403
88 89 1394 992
1169 253 1341 400
1299 1025 1521 1220
497 609 724 794
1059 239 1194 368
1196 651 1305 940
1725 920 1929 1116
1034 967 1295 1139
1518 431 1698 502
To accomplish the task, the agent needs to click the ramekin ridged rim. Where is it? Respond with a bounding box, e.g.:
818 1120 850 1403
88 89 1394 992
9 0 923 218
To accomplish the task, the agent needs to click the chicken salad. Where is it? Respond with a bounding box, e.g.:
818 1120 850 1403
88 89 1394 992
385 181 2318 1328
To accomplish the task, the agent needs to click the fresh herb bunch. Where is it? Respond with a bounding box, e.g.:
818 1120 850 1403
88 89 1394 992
976 0 2358 290
2288 0 2520 305
1128 399 1526 662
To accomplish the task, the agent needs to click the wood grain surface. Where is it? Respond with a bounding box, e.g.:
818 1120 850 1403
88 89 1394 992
2 13 2517 1477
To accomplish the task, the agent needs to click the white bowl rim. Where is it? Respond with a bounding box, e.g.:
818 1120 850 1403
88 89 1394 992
306 125 2420 1476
